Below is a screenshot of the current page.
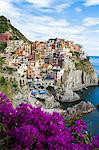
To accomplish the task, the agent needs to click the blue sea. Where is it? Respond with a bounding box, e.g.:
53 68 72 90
90 56 99 78
79 56 99 135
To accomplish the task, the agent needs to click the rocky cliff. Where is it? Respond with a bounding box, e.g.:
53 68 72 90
62 56 98 91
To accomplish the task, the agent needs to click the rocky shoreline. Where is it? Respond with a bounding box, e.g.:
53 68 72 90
12 53 98 117
13 84 97 117
44 101 96 115
73 83 98 92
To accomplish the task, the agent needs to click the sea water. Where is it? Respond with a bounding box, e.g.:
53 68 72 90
80 56 99 135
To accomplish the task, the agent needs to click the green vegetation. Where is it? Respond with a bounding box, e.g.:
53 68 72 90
0 15 30 42
69 49 94 74
0 42 7 52
0 16 10 33
0 84 13 100
71 51 81 59
0 57 5 70
46 85 54 91
6 66 14 74
0 76 13 100
12 82 19 91
3 66 17 74
75 59 94 74
0 76 7 86
11 25 30 42
0 75 18 100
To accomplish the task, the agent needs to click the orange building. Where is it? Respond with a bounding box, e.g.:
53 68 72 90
27 67 34 79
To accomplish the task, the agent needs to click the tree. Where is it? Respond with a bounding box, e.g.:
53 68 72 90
0 57 5 70
12 83 17 88
0 76 7 86
0 42 7 52
12 82 18 90
7 67 14 74
46 85 54 92
9 68 13 74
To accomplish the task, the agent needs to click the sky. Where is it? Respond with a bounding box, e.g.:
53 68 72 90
0 0 99 56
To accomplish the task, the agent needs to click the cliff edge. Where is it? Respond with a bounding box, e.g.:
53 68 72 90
62 52 98 91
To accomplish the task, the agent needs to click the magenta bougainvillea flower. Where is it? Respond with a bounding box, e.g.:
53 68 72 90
0 92 99 150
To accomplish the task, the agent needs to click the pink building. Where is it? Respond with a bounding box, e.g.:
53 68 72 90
53 67 64 81
0 33 12 42
74 44 81 52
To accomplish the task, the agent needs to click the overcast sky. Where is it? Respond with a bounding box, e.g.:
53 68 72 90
0 0 99 56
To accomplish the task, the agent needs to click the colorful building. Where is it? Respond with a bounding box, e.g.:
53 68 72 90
0 33 12 42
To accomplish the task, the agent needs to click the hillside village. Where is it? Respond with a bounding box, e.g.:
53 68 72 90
0 16 98 113
0 33 87 85
0 0 99 147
